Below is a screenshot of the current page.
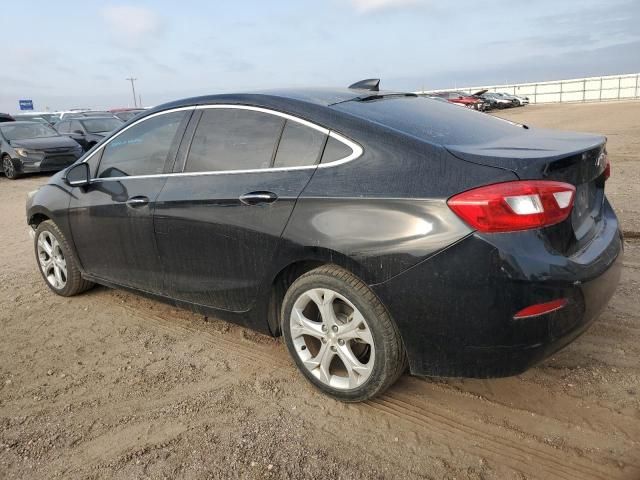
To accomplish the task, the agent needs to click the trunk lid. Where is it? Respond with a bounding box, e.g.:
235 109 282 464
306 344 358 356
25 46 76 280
446 128 609 254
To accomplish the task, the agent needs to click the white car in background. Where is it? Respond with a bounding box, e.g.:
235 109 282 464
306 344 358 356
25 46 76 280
512 94 530 105
496 92 529 106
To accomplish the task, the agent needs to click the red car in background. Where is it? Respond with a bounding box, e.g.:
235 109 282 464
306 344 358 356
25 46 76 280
429 90 488 111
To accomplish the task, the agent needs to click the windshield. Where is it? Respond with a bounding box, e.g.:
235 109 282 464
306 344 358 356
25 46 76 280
81 118 123 133
0 123 59 140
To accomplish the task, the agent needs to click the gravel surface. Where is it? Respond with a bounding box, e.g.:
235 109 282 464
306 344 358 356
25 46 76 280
1 101 639 479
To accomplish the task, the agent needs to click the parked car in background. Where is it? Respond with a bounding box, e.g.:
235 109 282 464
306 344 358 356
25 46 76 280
110 108 146 122
1 121 82 179
512 94 530 105
429 91 487 110
55 116 123 151
56 110 91 121
481 92 517 109
66 111 120 119
26 83 621 402
13 112 61 125
0 113 15 123
496 92 527 106
13 115 52 126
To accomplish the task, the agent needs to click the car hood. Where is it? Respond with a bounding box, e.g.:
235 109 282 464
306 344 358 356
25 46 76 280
446 127 605 180
10 136 79 150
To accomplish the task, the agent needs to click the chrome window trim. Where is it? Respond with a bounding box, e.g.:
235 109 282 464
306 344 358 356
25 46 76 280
194 104 330 135
83 104 363 182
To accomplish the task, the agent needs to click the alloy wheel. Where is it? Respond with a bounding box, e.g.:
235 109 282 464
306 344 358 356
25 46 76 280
37 231 67 289
3 157 15 178
290 288 375 390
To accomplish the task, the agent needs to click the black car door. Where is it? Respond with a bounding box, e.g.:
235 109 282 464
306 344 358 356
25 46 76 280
68 109 192 292
154 107 328 312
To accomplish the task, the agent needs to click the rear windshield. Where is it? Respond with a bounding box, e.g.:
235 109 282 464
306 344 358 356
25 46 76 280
333 96 524 146
81 118 123 133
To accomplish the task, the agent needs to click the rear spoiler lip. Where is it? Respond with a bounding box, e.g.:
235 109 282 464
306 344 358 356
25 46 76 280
445 135 607 181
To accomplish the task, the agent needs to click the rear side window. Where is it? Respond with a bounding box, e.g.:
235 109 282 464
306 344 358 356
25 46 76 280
185 109 284 173
321 136 353 164
97 111 187 178
273 120 326 168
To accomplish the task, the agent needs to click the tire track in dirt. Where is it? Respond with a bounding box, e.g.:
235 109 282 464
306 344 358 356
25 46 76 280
118 302 290 369
365 393 635 480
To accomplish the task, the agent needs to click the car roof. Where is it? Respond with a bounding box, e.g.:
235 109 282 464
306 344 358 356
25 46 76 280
153 87 418 112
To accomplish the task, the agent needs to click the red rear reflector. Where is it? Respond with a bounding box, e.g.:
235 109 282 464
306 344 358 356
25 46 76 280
603 154 611 180
513 299 568 319
447 181 576 233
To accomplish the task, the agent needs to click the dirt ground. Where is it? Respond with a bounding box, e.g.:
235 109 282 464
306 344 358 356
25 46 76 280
1 101 639 480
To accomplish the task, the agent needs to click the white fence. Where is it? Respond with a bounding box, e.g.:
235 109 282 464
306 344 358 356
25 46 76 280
419 73 640 104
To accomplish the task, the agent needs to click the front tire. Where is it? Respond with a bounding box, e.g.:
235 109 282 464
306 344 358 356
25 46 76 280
2 155 19 179
34 220 94 296
281 265 407 402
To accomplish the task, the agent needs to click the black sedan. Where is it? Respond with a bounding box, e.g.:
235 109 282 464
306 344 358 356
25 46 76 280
55 116 123 151
1 121 83 179
26 83 622 401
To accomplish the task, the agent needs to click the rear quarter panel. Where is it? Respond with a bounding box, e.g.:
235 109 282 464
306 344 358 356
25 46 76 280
282 128 517 285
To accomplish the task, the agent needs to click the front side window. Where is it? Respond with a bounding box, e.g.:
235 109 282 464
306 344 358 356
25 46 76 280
273 120 326 168
185 109 284 173
97 111 187 178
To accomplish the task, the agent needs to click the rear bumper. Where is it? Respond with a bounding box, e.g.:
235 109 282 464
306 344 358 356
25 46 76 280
372 199 623 378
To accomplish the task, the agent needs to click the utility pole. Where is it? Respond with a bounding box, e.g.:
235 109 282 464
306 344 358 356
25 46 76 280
126 77 138 107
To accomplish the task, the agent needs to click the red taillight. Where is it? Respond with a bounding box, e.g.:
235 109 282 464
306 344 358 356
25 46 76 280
447 181 576 233
513 299 568 319
603 153 611 180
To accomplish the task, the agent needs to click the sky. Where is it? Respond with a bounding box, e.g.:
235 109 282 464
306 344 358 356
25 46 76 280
2 0 639 112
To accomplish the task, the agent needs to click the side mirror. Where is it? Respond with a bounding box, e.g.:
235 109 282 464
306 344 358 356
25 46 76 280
65 162 91 187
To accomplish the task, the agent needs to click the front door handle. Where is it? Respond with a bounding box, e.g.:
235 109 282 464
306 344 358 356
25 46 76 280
126 196 149 208
239 191 278 206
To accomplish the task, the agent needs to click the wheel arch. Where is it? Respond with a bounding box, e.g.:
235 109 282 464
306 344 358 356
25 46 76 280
28 211 51 229
265 250 374 336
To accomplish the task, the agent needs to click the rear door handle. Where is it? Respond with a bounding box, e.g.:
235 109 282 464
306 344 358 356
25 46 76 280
239 191 278 206
126 196 149 207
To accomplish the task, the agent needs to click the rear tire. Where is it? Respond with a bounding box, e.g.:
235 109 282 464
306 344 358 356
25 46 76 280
2 155 19 179
281 265 407 402
34 220 94 296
